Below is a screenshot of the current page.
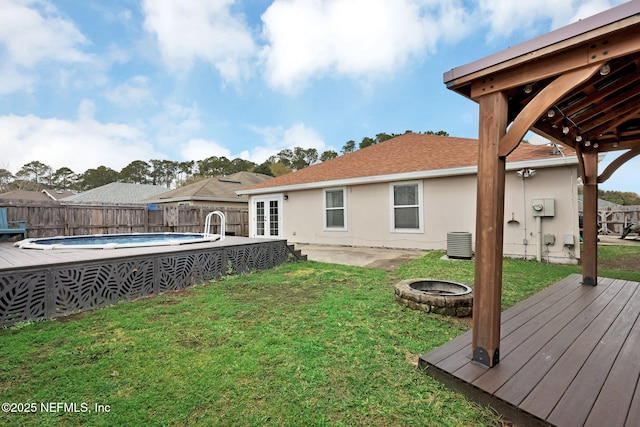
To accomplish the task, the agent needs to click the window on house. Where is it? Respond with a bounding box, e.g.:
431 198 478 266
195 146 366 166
324 188 346 230
391 182 423 232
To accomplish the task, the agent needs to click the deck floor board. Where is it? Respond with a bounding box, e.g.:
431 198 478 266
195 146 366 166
479 277 618 395
419 274 640 427
584 298 640 426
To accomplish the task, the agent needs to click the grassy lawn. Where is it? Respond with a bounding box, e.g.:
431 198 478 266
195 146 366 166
1 246 639 426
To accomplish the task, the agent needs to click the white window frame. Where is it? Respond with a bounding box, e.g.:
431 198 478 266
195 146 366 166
389 181 424 233
323 187 347 231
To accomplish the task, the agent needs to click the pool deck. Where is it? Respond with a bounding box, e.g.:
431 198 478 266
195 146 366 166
0 236 275 271
420 274 640 427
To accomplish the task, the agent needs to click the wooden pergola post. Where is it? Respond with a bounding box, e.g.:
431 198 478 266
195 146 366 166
437 1 640 374
581 151 599 286
472 92 508 368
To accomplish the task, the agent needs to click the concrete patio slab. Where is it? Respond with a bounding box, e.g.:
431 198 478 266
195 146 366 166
294 244 426 270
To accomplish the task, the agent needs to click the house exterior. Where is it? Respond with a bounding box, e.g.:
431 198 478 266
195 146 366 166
145 171 273 208
238 133 581 264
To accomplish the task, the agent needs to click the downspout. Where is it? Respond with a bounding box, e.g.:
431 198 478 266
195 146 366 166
517 168 535 259
522 176 528 259
536 216 542 262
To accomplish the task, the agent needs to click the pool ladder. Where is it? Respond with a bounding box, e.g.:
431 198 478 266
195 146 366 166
204 211 226 239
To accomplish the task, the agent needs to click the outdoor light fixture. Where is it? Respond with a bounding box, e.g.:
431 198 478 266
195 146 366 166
516 168 536 178
599 63 611 76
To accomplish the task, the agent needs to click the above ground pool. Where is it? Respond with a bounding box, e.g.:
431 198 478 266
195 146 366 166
15 232 221 250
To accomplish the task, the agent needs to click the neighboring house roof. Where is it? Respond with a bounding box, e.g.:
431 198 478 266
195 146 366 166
42 189 75 200
0 189 77 202
577 195 621 211
0 190 53 202
239 133 577 194
61 182 168 204
146 171 273 204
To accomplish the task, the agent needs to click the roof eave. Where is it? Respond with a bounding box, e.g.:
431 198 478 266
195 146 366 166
146 196 248 203
237 155 578 195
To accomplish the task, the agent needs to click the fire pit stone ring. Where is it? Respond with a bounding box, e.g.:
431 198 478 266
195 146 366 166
394 278 473 317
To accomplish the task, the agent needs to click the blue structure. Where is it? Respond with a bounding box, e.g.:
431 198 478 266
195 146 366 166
0 207 26 241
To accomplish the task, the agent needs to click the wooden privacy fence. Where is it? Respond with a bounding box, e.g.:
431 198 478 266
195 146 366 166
0 201 249 238
596 205 640 235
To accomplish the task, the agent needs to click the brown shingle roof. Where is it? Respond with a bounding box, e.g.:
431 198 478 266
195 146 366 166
242 133 573 192
0 190 52 202
148 171 273 202
61 182 168 204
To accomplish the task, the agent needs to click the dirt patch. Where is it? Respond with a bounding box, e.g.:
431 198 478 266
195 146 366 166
600 253 640 270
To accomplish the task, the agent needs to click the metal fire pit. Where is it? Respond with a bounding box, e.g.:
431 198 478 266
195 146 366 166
394 279 473 317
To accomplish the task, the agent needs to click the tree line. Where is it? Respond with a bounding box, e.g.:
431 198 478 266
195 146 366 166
598 190 640 206
1 130 444 193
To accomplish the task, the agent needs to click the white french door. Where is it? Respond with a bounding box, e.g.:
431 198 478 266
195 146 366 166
253 196 282 238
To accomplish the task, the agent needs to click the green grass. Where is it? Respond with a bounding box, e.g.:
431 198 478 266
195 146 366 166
1 246 638 426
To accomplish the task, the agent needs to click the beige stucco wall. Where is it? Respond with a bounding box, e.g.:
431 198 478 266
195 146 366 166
250 164 580 264
502 165 580 263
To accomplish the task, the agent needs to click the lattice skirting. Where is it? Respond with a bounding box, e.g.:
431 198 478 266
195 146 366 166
0 241 290 327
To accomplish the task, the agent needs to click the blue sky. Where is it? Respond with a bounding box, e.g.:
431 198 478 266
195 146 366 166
0 0 636 192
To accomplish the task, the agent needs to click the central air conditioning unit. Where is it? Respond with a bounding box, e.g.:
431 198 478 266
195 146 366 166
447 232 473 259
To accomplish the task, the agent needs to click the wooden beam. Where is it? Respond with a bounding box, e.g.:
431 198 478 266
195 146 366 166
595 139 640 152
581 151 599 286
598 146 640 183
560 58 640 118
498 64 600 157
469 27 640 99
470 45 589 99
472 91 508 368
584 103 640 139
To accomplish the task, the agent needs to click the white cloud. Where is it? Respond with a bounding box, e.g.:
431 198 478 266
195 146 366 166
179 138 232 161
141 0 257 82
260 0 470 93
0 63 34 94
0 113 161 175
478 0 627 40
0 0 90 93
242 122 326 163
281 122 326 151
77 99 96 121
571 0 625 22
105 76 156 107
150 102 203 148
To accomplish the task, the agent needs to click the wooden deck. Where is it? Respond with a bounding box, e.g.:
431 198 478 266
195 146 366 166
0 236 276 271
419 274 640 427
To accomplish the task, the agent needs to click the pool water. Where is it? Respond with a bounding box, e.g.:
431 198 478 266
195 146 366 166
15 233 221 250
